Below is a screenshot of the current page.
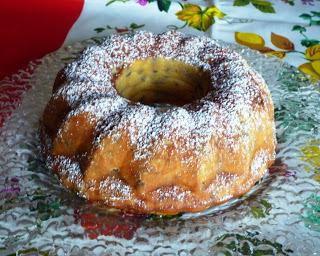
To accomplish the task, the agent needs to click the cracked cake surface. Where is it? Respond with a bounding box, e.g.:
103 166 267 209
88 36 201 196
40 31 276 214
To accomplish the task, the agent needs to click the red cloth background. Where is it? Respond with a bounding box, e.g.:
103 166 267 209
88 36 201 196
0 0 84 79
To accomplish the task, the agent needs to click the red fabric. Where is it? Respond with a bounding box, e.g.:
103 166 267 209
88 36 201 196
0 0 84 79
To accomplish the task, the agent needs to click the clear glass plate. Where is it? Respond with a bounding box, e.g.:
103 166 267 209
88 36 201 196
0 38 319 256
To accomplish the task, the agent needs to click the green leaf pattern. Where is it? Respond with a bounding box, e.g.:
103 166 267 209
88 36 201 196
250 199 272 218
233 0 275 13
215 232 294 255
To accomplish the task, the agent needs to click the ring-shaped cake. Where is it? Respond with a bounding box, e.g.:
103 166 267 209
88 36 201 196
41 31 276 214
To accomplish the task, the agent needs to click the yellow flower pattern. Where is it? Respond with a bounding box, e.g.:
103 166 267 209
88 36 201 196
305 44 320 60
299 45 320 80
314 173 320 183
176 4 225 32
235 32 320 80
299 62 320 80
301 139 320 183
104 1 320 82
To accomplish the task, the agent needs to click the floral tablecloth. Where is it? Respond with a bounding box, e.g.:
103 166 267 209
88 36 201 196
0 1 319 255
1 0 320 126
1 0 320 80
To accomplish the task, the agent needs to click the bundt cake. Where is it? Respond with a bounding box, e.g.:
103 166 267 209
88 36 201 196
40 31 276 214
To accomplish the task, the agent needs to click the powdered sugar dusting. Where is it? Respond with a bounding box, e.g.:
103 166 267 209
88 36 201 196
99 176 132 201
53 156 83 186
250 150 269 175
41 31 276 213
59 32 270 163
153 186 192 202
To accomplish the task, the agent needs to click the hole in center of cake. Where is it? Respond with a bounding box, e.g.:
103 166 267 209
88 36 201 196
114 58 211 106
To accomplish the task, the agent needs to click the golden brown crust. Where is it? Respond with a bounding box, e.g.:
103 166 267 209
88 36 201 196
53 69 67 93
42 96 71 139
40 31 276 214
